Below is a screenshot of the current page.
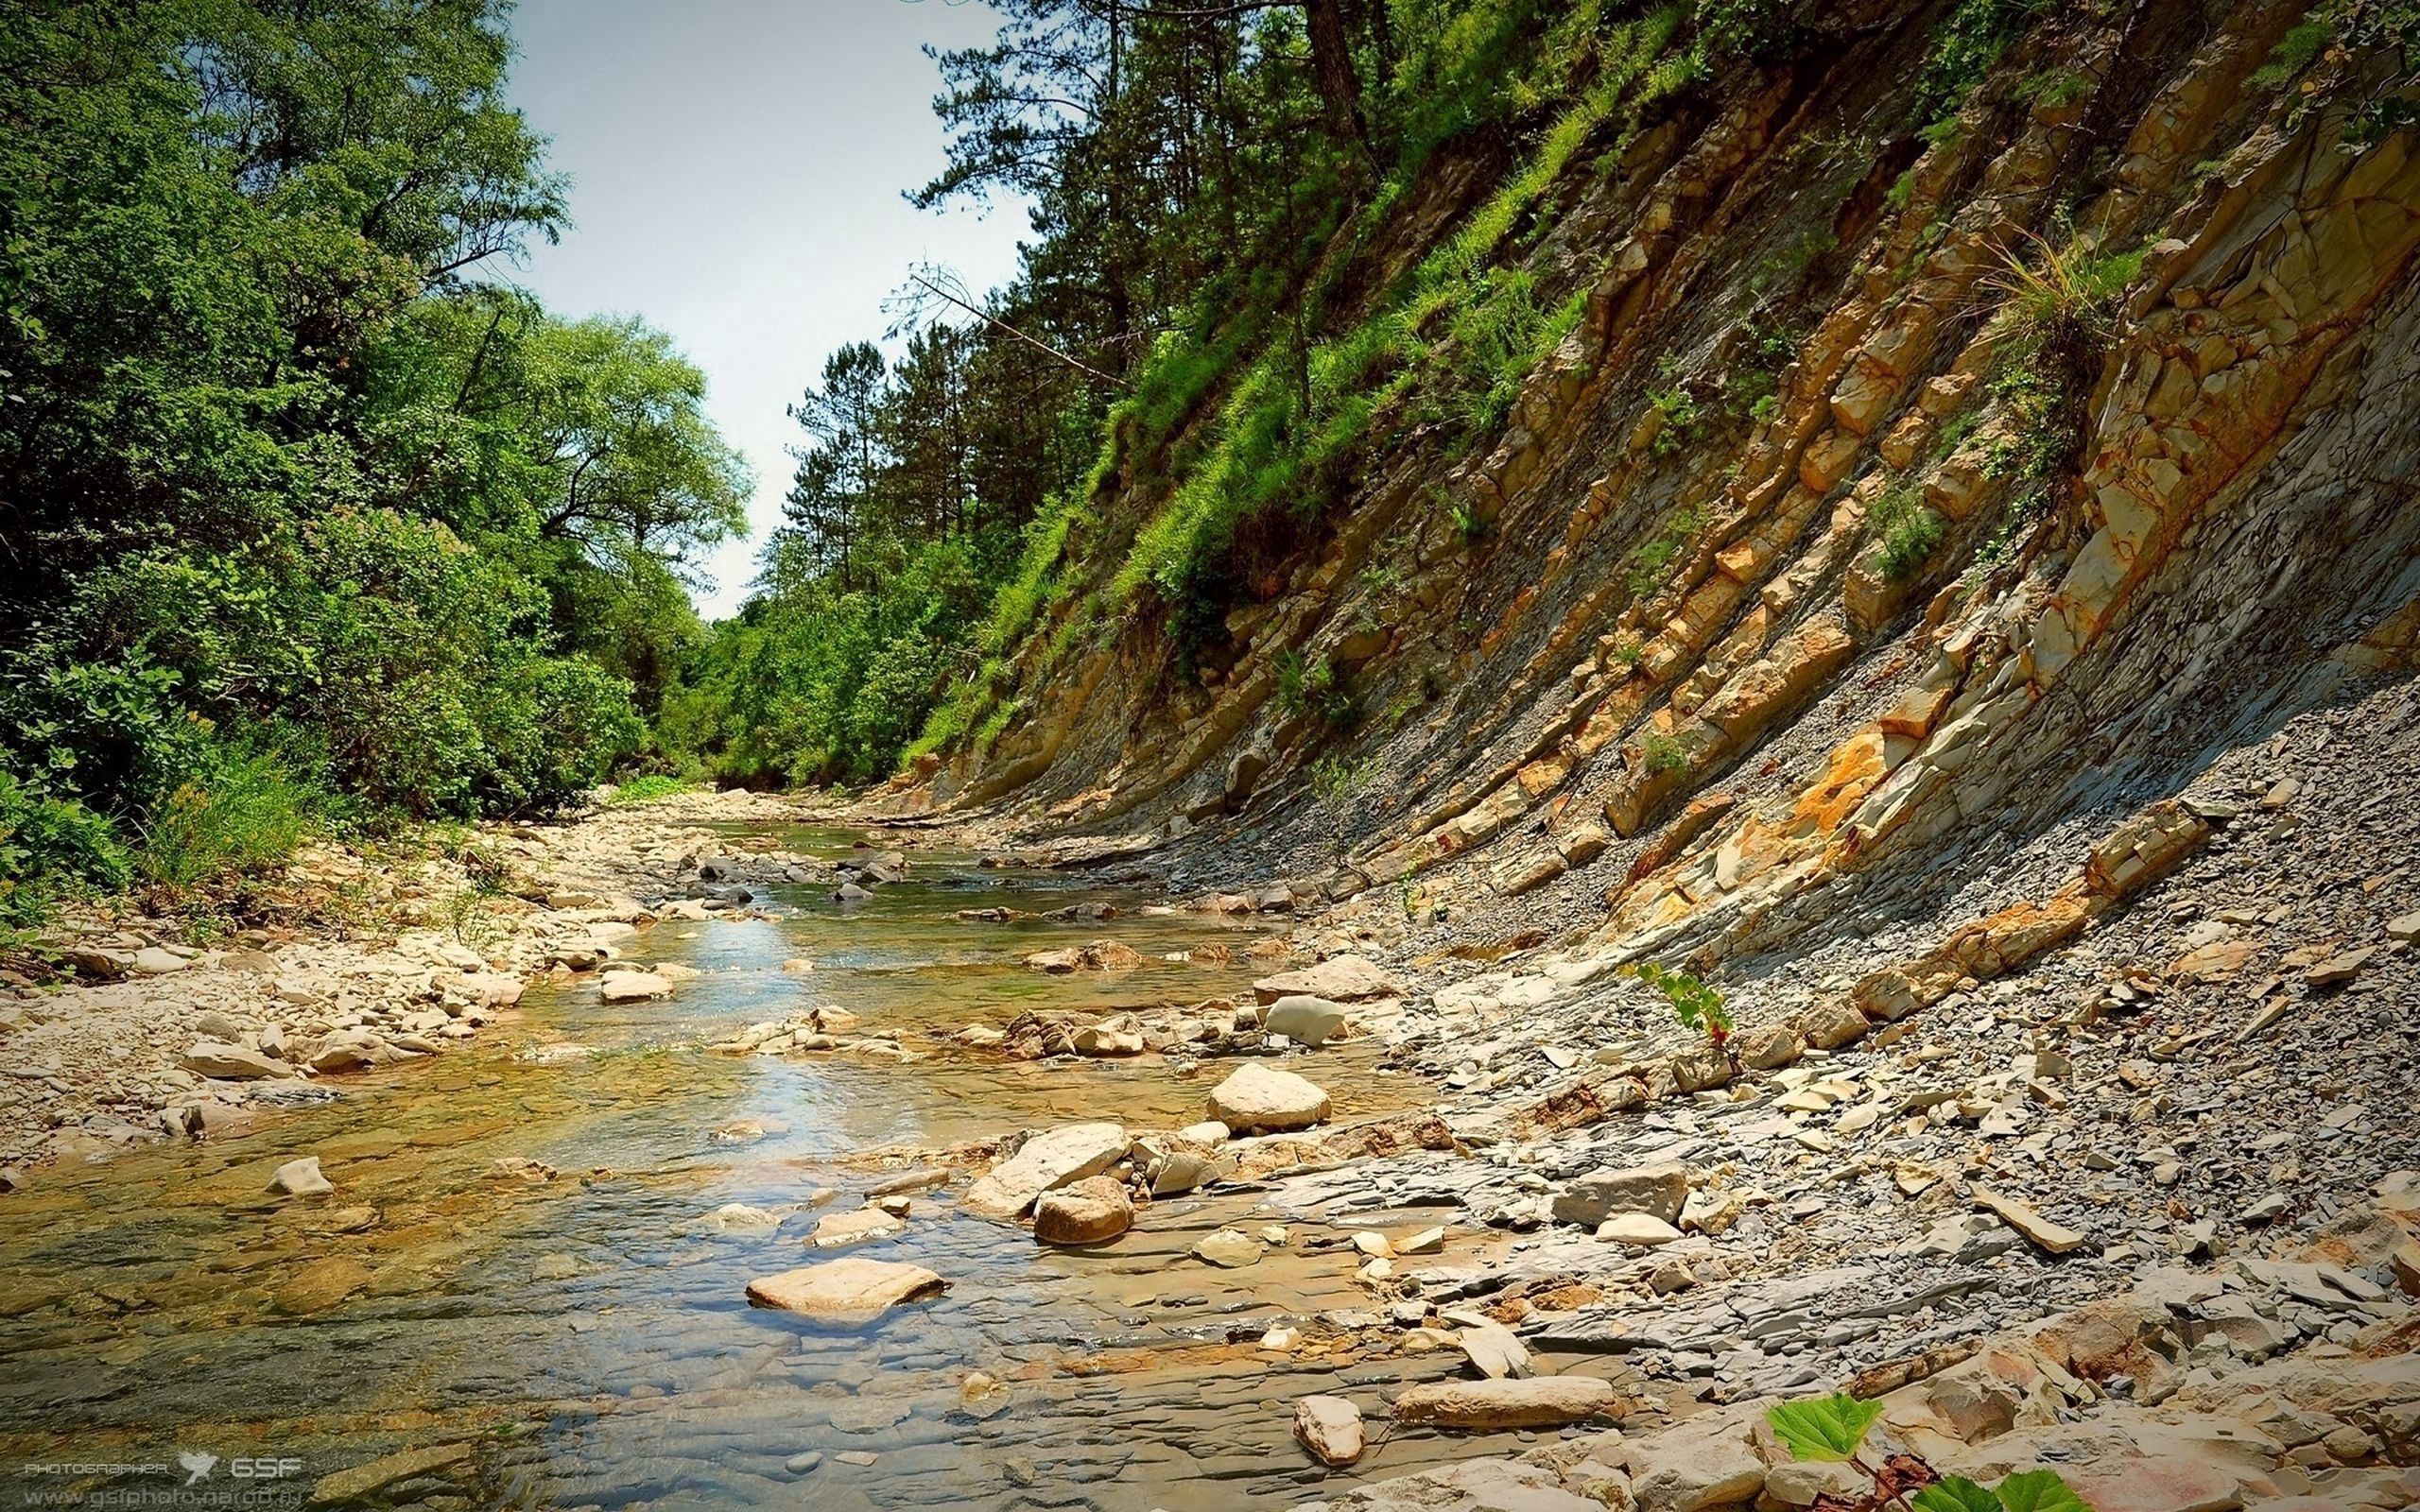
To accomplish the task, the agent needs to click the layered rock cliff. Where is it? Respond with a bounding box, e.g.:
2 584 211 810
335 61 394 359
889 0 2420 985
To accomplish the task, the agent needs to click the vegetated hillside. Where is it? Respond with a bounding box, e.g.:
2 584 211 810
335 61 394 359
888 0 2420 972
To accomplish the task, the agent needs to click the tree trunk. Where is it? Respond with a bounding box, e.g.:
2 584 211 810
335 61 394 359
1303 0 1368 149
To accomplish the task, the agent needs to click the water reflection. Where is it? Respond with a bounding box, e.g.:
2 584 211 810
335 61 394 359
0 827 1490 1510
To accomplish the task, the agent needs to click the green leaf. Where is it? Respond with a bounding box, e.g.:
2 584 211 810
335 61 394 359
1911 1477 2002 1512
1762 1394 1885 1462
1994 1470 2090 1512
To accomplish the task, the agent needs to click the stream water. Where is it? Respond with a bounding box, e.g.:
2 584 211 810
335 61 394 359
0 827 1528 1511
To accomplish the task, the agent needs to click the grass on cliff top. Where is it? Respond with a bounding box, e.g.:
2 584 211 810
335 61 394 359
1110 4 1693 633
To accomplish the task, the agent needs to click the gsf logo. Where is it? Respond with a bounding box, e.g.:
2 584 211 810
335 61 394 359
229 1457 304 1479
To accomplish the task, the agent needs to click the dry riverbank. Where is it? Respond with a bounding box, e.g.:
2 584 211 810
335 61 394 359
0 788 811 1176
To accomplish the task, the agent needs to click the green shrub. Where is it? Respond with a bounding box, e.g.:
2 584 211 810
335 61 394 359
608 774 690 805
0 772 130 922
1626 960 1733 1044
134 750 312 892
1638 730 1692 776
1871 485 1949 580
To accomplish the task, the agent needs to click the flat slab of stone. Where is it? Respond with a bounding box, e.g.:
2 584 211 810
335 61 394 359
1253 954 1398 1005
1974 1185 2093 1254
745 1258 946 1323
1207 1063 1331 1134
1552 1161 1692 1227
598 971 673 1002
182 1040 287 1080
310 1442 475 1505
1392 1375 1621 1429
961 1123 1129 1217
810 1209 906 1248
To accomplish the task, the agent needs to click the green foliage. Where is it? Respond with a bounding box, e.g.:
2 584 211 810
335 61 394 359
1915 1471 2089 1512
1278 650 1357 729
608 775 692 805
133 751 311 893
1626 506 1705 596
1627 960 1734 1045
1912 1478 2007 1512
1639 731 1693 776
1994 1471 2091 1512
2252 19 2335 88
0 0 732 911
1106 5 1696 636
0 773 130 923
1648 385 1705 456
1762 1394 1883 1461
1871 485 1949 581
1915 0 2048 127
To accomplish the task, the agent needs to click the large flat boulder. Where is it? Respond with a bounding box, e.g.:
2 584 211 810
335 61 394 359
1551 1161 1693 1227
1207 1063 1331 1134
181 1040 287 1080
745 1258 946 1323
1253 954 1398 1005
961 1122 1129 1217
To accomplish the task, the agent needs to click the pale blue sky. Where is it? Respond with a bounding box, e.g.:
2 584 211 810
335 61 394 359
508 0 1030 616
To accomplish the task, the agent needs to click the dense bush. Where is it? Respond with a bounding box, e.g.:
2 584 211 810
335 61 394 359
0 1 733 913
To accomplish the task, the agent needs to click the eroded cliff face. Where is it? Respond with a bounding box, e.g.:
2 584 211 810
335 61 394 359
889 0 2420 981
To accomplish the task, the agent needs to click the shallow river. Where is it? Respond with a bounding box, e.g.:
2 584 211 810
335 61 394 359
0 827 1537 1511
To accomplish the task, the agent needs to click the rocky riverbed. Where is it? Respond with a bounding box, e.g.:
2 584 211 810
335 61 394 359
4 684 2419 1511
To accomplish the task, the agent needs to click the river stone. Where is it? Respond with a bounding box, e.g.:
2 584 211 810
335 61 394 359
308 1443 475 1505
1597 1213 1685 1247
1263 995 1349 1046
1551 1160 1693 1227
1194 1228 1265 1267
1206 1063 1330 1133
182 1040 285 1080
1392 1376 1621 1429
961 1122 1129 1217
1294 1395 1366 1466
1252 954 1398 1005
459 971 524 1006
1072 1022 1145 1056
745 1258 947 1322
598 971 672 1003
1626 1408 1770 1511
1033 1176 1133 1246
811 1208 906 1248
1457 1322 1536 1380
130 947 190 974
1022 948 1082 973
268 1156 334 1196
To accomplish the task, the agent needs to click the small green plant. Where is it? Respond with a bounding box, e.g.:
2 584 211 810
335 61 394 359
1627 960 1733 1046
1310 750 1379 862
2251 18 2332 89
1764 1393 1884 1461
1646 384 1703 457
440 845 512 949
1449 496 1494 545
1870 484 1949 581
1885 164 1920 213
1625 504 1704 596
2012 67 2087 107
1278 649 1356 727
1638 730 1691 776
1913 1470 2090 1512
